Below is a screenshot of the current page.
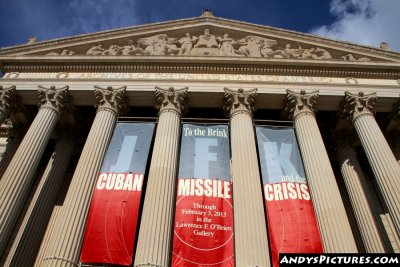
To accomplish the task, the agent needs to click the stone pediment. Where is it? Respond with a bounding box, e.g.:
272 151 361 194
1 14 399 63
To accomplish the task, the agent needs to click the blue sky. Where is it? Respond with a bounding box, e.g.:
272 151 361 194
0 0 399 51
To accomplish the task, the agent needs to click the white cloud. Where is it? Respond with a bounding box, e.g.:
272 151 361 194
310 0 400 51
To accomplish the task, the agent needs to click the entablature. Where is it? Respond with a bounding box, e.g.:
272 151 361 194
1 71 399 112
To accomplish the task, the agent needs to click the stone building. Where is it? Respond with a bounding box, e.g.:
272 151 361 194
0 10 399 267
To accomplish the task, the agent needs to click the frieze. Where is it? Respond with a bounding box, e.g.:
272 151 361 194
42 29 371 62
2 72 399 87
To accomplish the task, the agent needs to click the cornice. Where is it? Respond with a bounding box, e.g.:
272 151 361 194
1 60 399 79
0 16 399 61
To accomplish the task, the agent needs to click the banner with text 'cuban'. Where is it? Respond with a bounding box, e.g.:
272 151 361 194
80 122 154 266
172 124 234 267
256 126 323 267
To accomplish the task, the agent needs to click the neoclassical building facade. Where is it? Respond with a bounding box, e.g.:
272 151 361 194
0 10 399 267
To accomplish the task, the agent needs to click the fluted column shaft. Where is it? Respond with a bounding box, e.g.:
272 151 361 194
0 107 60 255
285 90 357 252
344 91 400 236
295 114 357 251
337 144 387 252
223 88 270 267
4 138 74 267
0 133 23 180
34 178 70 267
353 115 400 234
134 86 187 267
40 86 127 267
231 113 270 266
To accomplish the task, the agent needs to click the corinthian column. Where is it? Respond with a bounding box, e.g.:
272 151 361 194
224 88 270 267
0 86 18 124
343 91 400 236
334 131 387 252
0 121 26 179
40 86 127 267
134 87 187 267
284 89 357 252
0 86 71 256
4 132 76 267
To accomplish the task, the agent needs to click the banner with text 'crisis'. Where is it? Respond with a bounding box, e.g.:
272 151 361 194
256 126 323 267
172 124 234 267
80 122 154 266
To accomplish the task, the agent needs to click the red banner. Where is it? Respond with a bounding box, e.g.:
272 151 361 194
80 123 154 265
172 124 234 267
264 182 323 267
256 127 323 267
173 178 234 267
81 173 144 265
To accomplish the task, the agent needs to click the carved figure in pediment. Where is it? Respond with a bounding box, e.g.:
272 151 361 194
194 29 219 48
86 44 106 55
341 53 370 62
121 40 144 55
300 47 315 59
237 36 277 57
46 49 75 56
138 34 179 56
218 34 236 56
260 39 279 58
358 57 370 62
311 47 332 59
272 44 302 59
178 33 198 55
237 36 262 57
60 49 75 56
105 45 121 56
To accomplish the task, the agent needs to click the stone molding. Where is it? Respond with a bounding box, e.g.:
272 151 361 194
343 91 377 122
0 85 18 118
2 62 400 80
154 86 188 116
223 87 257 118
283 89 318 120
94 85 128 116
37 85 72 116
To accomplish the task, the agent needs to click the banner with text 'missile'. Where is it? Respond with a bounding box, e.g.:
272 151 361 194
256 126 323 267
80 122 154 265
172 124 234 267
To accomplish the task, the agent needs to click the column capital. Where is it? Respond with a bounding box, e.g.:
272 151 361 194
94 86 128 116
0 85 18 118
1 119 27 141
283 89 318 120
155 86 188 116
38 85 72 116
343 91 377 122
223 88 257 118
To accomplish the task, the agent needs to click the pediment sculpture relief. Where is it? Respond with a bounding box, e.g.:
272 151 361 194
45 29 372 62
